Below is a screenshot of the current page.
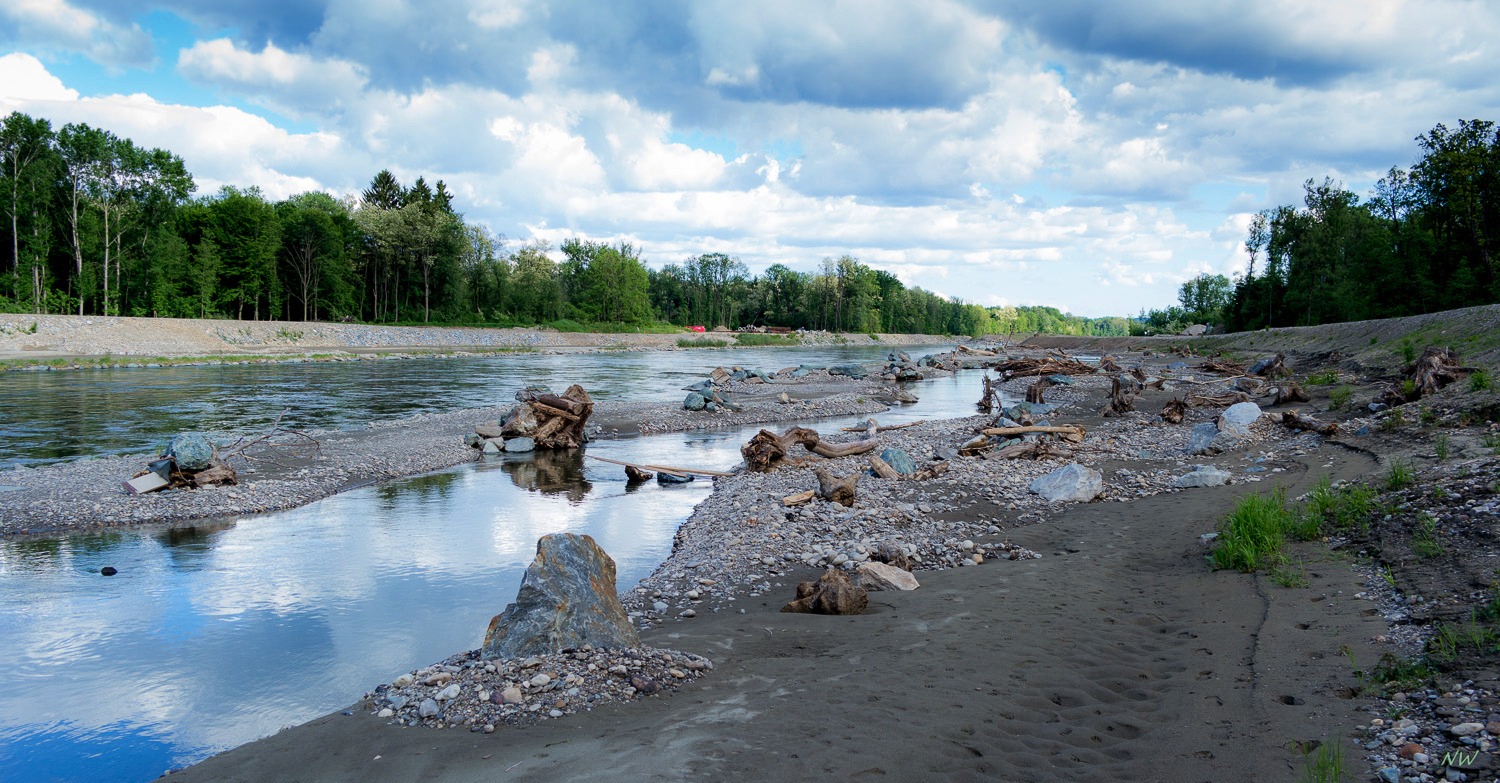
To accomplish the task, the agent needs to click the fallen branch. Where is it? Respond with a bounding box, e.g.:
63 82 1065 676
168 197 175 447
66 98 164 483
992 357 1095 378
1160 397 1187 424
979 425 1086 443
869 453 901 479
585 454 735 477
840 419 926 433
742 427 878 472
814 466 860 506
1281 410 1338 436
782 489 815 506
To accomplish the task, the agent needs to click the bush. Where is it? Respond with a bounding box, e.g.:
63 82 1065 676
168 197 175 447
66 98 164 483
1328 385 1353 410
1305 370 1338 385
1471 369 1493 392
677 337 729 348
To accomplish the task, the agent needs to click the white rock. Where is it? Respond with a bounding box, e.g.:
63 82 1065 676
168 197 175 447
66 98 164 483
436 683 461 701
391 673 414 688
528 673 551 688
1450 722 1485 737
1028 463 1104 503
856 561 920 591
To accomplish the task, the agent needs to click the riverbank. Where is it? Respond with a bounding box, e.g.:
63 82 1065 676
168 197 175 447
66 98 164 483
158 332 1500 783
161 361 1398 782
0 314 945 367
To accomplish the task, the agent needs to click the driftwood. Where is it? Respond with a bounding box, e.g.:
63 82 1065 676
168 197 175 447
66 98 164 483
742 427 878 472
1281 410 1338 436
1186 390 1252 407
585 454 735 478
956 344 997 357
979 425 1086 443
1200 359 1246 376
191 464 238 487
813 466 860 506
977 374 1001 412
1130 365 1148 383
992 358 1095 379
1160 397 1188 424
1025 378 1050 404
782 489 815 506
869 453 901 479
1098 355 1122 373
1101 376 1138 417
781 569 867 615
840 419 926 433
1264 384 1309 405
624 465 654 482
913 460 949 480
508 384 595 449
1408 346 1471 398
958 434 992 456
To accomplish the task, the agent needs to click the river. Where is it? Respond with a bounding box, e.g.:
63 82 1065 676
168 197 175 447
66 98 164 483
0 346 983 783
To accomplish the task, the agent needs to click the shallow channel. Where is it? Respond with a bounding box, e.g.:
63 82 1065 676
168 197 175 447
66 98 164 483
0 350 982 783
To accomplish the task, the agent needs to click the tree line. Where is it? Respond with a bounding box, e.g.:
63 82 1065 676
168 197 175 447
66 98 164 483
0 110 1129 337
1220 119 1500 331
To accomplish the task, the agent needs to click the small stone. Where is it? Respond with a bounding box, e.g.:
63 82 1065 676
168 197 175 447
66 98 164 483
1451 722 1485 737
377 708 394 718
1398 743 1425 760
100 566 118 576
500 687 524 704
652 601 668 613
418 699 439 718
686 589 700 600
680 609 697 618
436 683 460 701
528 673 551 688
483 724 495 734
1376 767 1400 783
548 709 564 718
391 674 414 688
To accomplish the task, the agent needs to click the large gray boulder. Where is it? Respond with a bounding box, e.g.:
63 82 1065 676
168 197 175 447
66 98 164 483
828 363 867 378
481 534 640 659
683 392 707 411
1218 402 1263 436
1187 422 1219 454
1028 463 1103 503
166 433 215 471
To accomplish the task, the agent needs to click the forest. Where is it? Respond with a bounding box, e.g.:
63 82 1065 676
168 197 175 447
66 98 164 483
0 110 1134 338
1219 119 1500 331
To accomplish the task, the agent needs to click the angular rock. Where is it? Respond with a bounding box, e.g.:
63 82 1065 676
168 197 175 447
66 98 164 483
683 392 707 411
1028 463 1103 503
856 561 920 591
657 471 695 484
781 569 869 615
827 363 866 378
482 533 640 660
418 698 439 718
501 406 540 437
166 433 215 472
877 448 918 477
1174 465 1231 488
482 438 503 454
1217 401 1262 436
504 437 536 453
474 423 505 439
1187 422 1221 455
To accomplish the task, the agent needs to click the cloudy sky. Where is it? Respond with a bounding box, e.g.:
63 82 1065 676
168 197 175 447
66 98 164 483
2 1 1497 317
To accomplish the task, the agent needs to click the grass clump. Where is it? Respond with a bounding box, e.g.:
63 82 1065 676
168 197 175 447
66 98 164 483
1470 369 1492 392
1327 385 1354 410
1483 432 1500 454
1305 370 1338 385
735 333 799 346
1210 489 1296 572
1384 460 1415 491
1434 431 1450 461
1411 515 1443 558
677 337 729 348
1401 337 1417 364
1301 478 1378 535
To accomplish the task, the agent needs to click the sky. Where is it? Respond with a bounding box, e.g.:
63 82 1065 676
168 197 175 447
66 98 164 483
2 1 1498 318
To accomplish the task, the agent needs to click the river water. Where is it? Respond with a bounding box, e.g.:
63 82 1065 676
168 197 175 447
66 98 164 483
0 346 988 783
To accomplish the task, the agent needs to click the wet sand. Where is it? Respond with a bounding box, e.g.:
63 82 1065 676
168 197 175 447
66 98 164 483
162 446 1382 783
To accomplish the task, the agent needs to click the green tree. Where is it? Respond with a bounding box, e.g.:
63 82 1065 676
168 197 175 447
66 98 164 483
1177 273 1231 324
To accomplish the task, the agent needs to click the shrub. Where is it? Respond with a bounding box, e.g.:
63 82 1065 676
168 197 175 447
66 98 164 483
1328 385 1353 410
1471 369 1493 392
677 337 729 348
1385 460 1415 491
1305 370 1338 385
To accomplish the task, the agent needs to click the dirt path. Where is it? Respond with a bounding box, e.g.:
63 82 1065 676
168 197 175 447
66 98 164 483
162 444 1380 783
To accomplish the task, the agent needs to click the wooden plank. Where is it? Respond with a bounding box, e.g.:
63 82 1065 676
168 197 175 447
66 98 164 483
585 454 736 477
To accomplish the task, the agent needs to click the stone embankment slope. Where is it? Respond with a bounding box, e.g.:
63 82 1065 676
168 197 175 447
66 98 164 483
0 314 942 361
1013 303 1500 372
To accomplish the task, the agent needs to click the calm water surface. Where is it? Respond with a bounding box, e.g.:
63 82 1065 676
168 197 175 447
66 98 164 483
0 350 979 783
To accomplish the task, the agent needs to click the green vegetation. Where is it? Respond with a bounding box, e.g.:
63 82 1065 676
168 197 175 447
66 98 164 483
734 333 800 346
1379 409 1407 431
1210 490 1297 572
1305 370 1338 385
1412 516 1444 558
1328 385 1354 410
1216 119 1500 332
1385 460 1415 490
1299 736 1345 783
1401 338 1418 365
1482 432 1500 453
1303 478 1378 535
1434 431 1451 461
677 337 729 348
1471 369 1493 392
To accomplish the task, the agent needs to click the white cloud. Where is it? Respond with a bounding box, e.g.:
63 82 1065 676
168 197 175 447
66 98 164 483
0 0 153 67
0 53 80 103
178 39 369 118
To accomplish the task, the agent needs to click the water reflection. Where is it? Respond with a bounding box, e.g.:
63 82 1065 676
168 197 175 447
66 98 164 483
501 449 592 500
0 366 982 783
